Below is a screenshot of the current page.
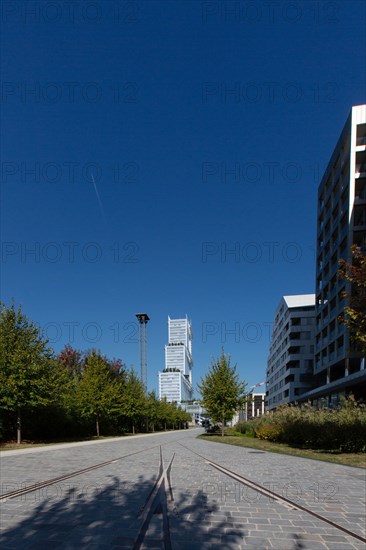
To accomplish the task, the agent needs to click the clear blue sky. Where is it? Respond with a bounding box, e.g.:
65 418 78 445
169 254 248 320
1 0 365 394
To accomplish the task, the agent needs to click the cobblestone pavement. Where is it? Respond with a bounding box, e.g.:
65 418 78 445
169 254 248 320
0 429 365 549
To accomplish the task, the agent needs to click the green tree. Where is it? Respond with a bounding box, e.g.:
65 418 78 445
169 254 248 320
197 351 247 436
57 345 83 409
0 303 55 443
171 404 190 429
167 401 179 429
120 368 146 434
146 390 159 432
339 246 366 353
157 397 170 431
76 351 122 436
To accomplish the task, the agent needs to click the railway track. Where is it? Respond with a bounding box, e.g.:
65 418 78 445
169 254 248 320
1 436 365 548
1 442 176 550
0 442 165 502
132 447 174 550
178 442 366 545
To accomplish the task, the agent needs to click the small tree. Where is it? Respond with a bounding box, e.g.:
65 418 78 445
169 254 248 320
146 390 159 432
157 397 170 431
197 351 247 436
120 368 146 434
0 303 55 443
339 246 366 353
76 351 122 437
57 345 84 415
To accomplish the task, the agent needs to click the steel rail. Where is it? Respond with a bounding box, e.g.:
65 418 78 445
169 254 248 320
132 446 174 550
0 443 164 501
178 442 366 545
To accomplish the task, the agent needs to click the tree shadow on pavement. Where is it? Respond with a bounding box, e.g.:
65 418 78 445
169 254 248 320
0 475 314 550
168 486 310 550
1 474 155 549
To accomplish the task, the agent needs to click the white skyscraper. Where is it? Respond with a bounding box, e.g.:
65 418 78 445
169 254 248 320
159 316 193 402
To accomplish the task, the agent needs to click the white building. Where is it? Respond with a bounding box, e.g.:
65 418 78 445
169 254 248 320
238 392 266 422
159 316 194 403
266 295 316 410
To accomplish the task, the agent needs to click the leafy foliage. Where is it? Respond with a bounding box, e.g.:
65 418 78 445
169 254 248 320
243 399 366 452
120 368 146 434
339 245 366 353
197 351 247 436
0 303 55 443
0 302 195 443
76 351 122 436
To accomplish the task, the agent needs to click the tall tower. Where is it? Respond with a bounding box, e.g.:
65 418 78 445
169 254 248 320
166 316 193 382
159 316 193 402
135 313 150 392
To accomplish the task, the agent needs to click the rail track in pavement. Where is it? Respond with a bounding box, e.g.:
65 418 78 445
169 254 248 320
1 436 365 547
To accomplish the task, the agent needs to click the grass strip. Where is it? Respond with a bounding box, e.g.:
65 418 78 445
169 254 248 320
198 433 366 468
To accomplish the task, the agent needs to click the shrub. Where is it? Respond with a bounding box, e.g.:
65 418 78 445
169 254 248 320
255 422 283 441
254 400 366 452
206 424 221 434
234 421 256 436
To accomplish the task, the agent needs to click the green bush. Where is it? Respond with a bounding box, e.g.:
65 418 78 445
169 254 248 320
255 422 283 441
234 421 256 436
251 399 366 452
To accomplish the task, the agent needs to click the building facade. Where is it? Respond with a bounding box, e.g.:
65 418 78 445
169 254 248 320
266 295 316 410
266 105 366 409
300 104 366 406
158 316 194 402
238 392 265 422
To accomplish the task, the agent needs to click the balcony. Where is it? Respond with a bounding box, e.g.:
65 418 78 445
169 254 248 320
355 164 366 178
355 178 366 204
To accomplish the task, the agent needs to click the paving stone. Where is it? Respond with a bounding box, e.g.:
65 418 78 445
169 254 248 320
1 429 365 549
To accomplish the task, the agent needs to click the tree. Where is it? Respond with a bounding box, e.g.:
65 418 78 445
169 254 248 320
120 368 146 434
197 351 247 436
0 303 55 443
172 404 191 429
59 345 83 379
76 351 122 437
339 246 366 353
108 357 127 382
146 390 159 432
157 397 170 431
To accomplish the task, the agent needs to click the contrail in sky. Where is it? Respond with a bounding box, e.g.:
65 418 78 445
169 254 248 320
91 173 107 226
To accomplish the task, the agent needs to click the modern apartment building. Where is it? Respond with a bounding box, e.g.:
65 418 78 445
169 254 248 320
266 295 316 410
266 105 366 409
300 104 366 406
158 316 194 403
238 392 265 421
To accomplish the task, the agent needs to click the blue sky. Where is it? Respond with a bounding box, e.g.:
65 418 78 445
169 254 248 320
1 0 365 394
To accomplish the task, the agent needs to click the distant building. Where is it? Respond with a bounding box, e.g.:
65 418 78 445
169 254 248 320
238 392 265 422
266 295 316 411
158 316 194 403
177 402 209 427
